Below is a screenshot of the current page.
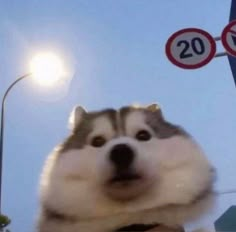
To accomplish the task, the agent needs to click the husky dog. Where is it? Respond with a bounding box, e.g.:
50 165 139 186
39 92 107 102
37 104 215 232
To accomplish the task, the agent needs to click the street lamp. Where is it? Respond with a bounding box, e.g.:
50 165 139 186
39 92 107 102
0 51 67 215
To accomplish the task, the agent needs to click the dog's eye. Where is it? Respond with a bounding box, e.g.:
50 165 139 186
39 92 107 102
136 130 151 141
91 136 106 147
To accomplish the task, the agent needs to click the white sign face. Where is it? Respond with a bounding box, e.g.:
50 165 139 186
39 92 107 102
166 28 216 69
222 20 236 57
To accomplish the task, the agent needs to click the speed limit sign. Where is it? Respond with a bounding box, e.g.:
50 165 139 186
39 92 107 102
166 28 216 69
221 20 236 56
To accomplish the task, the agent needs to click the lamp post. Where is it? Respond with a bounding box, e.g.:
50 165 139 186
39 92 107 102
0 51 68 221
0 73 31 213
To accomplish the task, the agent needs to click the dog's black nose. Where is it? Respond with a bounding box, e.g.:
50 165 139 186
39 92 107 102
109 144 135 170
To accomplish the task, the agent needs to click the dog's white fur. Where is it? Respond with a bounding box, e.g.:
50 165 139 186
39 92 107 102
38 106 215 232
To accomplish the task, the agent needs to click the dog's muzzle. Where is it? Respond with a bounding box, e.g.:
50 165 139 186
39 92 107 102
109 144 140 183
104 143 147 200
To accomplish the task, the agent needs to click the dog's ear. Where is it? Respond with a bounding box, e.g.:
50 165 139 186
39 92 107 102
68 106 86 130
146 103 164 121
146 103 160 112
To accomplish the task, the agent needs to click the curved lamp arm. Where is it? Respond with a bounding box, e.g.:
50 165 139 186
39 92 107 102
0 73 31 212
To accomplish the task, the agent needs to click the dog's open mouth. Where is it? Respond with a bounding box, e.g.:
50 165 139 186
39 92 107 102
110 172 141 183
115 223 160 231
105 172 144 200
105 171 152 200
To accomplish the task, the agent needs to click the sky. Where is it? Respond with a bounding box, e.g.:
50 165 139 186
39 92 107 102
0 1 236 231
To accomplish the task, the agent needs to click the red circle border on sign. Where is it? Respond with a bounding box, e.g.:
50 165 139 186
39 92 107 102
221 20 236 57
165 28 216 69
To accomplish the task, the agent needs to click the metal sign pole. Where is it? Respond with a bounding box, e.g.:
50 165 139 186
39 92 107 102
228 0 236 87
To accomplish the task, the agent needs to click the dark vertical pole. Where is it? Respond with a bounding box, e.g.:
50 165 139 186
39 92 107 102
0 74 29 214
228 0 236 87
0 103 4 214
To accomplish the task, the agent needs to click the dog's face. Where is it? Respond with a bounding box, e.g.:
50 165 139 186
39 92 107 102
40 104 214 221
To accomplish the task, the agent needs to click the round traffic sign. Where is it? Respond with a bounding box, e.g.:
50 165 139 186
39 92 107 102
221 20 236 57
165 28 216 69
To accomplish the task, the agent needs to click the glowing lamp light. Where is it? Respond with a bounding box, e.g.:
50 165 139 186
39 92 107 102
29 52 67 87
